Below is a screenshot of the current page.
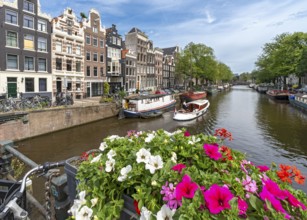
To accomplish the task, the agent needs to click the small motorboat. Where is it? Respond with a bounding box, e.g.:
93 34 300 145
173 99 210 121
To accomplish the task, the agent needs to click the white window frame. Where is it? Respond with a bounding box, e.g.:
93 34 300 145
56 41 62 52
38 58 47 72
93 37 98 47
23 0 34 13
23 15 34 29
86 35 91 45
37 37 47 52
67 43 72 54
76 45 81 55
24 34 34 50
37 19 47 32
24 56 34 71
93 53 98 62
5 10 18 25
7 54 19 70
6 31 18 48
100 39 104 48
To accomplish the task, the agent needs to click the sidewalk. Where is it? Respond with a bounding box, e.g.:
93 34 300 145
73 97 101 107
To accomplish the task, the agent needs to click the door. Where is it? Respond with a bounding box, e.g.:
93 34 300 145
56 79 62 93
7 77 17 98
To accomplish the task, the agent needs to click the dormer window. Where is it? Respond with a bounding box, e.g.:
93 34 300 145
67 19 73 26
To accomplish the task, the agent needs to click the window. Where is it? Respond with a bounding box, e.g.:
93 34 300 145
67 44 72 54
67 81 72 91
5 10 17 25
25 78 34 92
100 40 104 48
76 61 81 72
93 53 98 62
56 41 62 52
23 15 34 29
67 19 73 26
38 58 47 71
24 34 34 50
39 78 47 91
38 20 47 32
23 0 34 13
86 66 90 76
24 56 34 70
93 26 98 33
100 54 104 62
86 35 90 45
37 37 47 52
56 58 62 70
66 60 72 71
6 31 18 47
112 36 116 44
86 52 90 61
67 29 72 35
7 54 18 69
93 37 98 47
93 67 97 76
76 45 81 55
100 67 103 77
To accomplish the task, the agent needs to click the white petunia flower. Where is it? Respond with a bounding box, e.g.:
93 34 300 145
136 148 151 164
68 199 82 217
145 133 155 143
78 191 87 205
164 130 172 136
99 142 107 151
188 135 200 145
76 205 93 220
106 135 120 142
117 165 132 182
105 158 115 172
140 207 152 220
145 155 163 174
107 149 116 159
90 154 102 163
171 152 177 163
171 130 182 135
156 204 176 220
91 198 98 207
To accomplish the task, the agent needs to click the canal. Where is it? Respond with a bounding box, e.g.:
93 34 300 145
17 85 307 193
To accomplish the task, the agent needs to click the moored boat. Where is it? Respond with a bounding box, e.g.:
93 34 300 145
122 94 176 118
266 89 290 101
139 110 163 119
206 85 218 95
289 94 307 112
173 99 210 121
179 91 207 102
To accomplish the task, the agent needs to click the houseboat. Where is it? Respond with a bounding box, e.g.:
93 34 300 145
122 94 176 118
179 91 207 102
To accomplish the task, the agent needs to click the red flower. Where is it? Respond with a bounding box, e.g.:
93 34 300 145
257 165 270 172
184 131 191 137
214 128 233 141
133 200 141 215
171 163 186 174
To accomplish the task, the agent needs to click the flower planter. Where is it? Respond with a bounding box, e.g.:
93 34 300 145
65 156 139 219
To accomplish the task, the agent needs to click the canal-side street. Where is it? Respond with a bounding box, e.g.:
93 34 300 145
17 85 307 193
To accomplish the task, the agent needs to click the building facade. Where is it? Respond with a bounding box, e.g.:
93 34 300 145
106 24 123 93
121 48 137 93
146 40 156 91
162 46 179 89
51 8 84 99
125 27 149 91
0 0 52 99
154 48 163 89
81 9 106 97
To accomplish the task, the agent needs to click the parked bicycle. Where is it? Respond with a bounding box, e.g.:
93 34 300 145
0 161 65 220
53 92 74 106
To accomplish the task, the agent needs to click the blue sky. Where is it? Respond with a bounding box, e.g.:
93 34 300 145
40 0 307 74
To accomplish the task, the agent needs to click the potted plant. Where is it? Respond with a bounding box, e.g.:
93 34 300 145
67 128 307 219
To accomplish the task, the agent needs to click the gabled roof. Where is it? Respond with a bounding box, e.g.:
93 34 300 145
128 27 144 34
162 46 179 55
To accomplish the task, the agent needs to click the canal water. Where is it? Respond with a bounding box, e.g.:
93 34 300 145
18 85 307 193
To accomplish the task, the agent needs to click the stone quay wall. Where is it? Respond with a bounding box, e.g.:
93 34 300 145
0 103 119 141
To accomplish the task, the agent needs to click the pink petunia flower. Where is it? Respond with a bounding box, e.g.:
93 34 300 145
175 175 198 201
257 165 270 172
184 131 191 137
238 197 248 216
203 144 222 160
284 190 307 210
242 175 258 193
171 164 186 174
262 178 286 200
204 184 234 214
160 182 180 209
260 186 291 219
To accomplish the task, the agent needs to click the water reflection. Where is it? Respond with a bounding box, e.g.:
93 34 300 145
17 86 307 192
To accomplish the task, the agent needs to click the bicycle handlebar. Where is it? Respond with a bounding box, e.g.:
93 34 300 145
0 160 65 219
